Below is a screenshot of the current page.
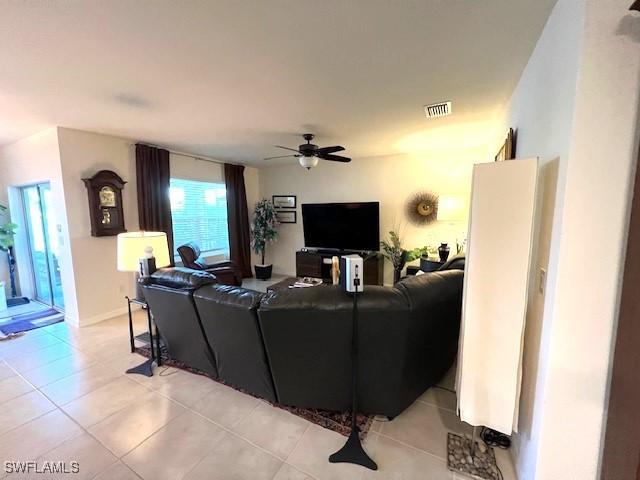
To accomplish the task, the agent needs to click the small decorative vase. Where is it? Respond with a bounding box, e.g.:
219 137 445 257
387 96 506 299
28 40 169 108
438 243 450 263
331 256 340 285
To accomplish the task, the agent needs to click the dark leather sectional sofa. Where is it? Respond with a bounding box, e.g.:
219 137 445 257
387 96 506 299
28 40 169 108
141 260 464 418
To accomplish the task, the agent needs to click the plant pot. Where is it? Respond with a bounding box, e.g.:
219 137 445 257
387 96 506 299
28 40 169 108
393 268 403 284
254 264 273 281
393 251 409 284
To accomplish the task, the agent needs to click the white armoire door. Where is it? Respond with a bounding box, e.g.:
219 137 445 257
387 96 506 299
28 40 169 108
457 158 538 435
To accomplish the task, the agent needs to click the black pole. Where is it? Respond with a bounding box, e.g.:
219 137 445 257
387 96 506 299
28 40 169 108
328 266 377 470
7 248 17 298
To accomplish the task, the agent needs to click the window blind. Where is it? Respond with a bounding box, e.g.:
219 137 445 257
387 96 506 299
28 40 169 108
169 178 229 258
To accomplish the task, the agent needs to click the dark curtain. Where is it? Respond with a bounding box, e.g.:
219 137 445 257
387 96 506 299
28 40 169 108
135 144 175 265
224 163 253 278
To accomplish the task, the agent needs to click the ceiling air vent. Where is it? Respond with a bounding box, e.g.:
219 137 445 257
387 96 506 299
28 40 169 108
424 101 452 118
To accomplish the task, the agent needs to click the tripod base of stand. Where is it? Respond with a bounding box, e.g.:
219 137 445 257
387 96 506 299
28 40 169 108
329 428 378 470
126 358 156 377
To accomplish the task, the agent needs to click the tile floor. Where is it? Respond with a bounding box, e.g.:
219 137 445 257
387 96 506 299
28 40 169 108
0 312 517 479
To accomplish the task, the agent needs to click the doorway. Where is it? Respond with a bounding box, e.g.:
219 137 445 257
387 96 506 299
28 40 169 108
20 183 65 310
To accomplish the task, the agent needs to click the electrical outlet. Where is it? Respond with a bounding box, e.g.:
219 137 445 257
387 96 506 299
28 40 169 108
539 268 547 295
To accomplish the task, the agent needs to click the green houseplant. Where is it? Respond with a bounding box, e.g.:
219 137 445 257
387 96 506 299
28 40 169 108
380 230 436 283
250 199 279 280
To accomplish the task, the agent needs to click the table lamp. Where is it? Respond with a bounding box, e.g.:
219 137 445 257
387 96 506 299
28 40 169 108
436 195 467 261
437 195 465 223
117 231 170 300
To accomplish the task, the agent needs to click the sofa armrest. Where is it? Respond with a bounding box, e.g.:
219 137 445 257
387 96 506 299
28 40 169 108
204 261 243 286
147 267 217 289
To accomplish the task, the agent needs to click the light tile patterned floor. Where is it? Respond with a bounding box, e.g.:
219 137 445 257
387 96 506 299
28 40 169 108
0 312 517 480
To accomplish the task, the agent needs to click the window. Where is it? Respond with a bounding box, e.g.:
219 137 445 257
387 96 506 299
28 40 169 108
169 178 229 260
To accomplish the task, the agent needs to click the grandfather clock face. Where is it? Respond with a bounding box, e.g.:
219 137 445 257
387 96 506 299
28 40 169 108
83 170 127 237
99 186 116 207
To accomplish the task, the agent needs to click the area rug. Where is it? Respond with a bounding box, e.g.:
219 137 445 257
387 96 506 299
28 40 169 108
6 297 30 308
0 308 64 335
134 344 374 438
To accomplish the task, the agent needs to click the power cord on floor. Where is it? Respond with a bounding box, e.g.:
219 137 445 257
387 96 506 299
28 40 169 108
158 366 177 376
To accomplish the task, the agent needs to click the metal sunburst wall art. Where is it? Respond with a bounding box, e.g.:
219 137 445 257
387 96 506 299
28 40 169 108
405 191 439 225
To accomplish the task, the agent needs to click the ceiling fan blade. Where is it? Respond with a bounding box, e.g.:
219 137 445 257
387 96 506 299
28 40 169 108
315 146 345 155
275 145 302 153
317 154 351 163
263 154 300 160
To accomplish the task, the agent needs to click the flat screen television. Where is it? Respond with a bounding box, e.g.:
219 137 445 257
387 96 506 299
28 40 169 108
301 202 380 251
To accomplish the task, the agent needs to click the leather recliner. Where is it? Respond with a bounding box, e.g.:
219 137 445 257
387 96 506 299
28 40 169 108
177 242 243 286
194 285 276 402
141 267 219 378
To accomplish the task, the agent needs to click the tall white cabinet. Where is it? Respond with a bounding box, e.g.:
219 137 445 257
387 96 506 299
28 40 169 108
456 158 539 435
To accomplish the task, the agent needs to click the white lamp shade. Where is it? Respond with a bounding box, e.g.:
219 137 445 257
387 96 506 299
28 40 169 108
117 231 171 272
437 195 466 222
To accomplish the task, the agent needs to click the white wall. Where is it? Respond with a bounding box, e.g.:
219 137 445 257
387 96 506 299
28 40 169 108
0 128 80 323
501 0 640 478
535 1 640 478
57 127 139 325
498 0 584 476
259 135 491 284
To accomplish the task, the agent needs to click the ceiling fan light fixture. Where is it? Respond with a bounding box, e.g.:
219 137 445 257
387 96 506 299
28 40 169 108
299 155 319 169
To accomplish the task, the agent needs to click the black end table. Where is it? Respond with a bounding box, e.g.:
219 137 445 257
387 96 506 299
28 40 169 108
126 296 161 376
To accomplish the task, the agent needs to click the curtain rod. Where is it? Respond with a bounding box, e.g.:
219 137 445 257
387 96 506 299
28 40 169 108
134 142 245 167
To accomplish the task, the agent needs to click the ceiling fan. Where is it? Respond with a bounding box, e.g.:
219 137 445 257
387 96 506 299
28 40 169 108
264 134 351 169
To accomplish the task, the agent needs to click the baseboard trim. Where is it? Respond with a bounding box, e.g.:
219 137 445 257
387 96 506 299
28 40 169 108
78 304 140 327
63 313 80 327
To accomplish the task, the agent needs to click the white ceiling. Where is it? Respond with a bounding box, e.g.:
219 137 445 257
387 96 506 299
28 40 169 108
0 0 556 166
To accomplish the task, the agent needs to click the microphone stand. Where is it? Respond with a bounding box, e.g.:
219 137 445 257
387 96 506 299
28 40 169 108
329 266 378 470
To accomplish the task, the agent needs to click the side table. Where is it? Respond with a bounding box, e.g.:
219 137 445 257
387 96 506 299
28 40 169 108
126 296 161 377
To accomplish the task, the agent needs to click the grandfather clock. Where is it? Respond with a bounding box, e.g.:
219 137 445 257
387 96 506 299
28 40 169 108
83 170 127 237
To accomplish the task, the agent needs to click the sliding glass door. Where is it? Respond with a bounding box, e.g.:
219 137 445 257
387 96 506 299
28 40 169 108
21 183 65 310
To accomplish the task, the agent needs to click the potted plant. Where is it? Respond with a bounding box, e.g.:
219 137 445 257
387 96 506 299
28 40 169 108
250 199 279 280
380 231 432 283
0 204 17 309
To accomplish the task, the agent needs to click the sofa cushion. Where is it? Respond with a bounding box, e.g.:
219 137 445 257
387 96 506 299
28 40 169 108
193 285 275 401
142 281 218 378
438 254 465 271
396 270 464 308
258 285 412 414
149 267 216 289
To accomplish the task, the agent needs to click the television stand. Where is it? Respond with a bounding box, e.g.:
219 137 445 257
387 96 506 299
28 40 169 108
296 250 383 285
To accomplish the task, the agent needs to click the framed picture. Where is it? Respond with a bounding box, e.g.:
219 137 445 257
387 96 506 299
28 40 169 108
495 128 516 161
276 210 297 224
272 195 297 209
